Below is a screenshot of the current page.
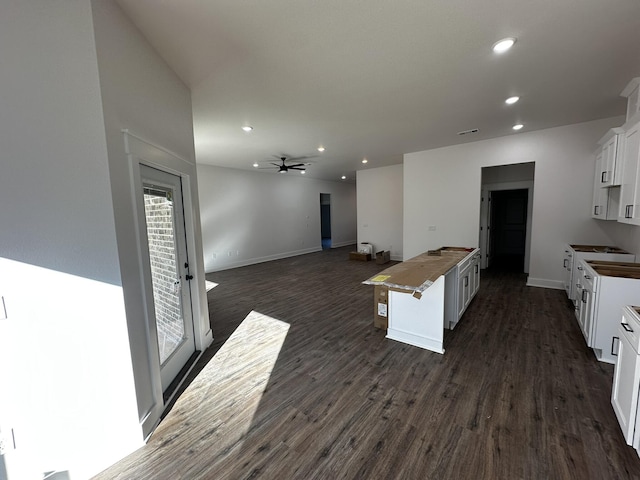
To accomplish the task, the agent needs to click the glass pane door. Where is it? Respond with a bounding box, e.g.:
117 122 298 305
140 165 196 393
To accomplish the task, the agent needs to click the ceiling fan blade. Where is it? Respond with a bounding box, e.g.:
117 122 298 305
289 166 305 171
287 155 316 162
288 163 305 168
270 163 281 167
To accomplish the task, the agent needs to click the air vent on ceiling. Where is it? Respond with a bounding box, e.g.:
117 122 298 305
457 128 479 136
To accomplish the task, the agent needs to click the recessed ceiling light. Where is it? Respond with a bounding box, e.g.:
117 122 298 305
242 126 253 132
362 159 368 164
341 175 346 180
505 96 520 105
513 124 524 131
492 37 516 54
253 162 259 167
300 170 305 174
317 146 325 152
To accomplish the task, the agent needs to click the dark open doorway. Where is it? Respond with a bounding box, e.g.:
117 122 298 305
489 188 528 271
320 193 331 249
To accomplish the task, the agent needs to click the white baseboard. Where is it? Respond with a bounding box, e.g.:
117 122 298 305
207 246 323 273
330 239 357 248
526 277 564 290
386 329 445 354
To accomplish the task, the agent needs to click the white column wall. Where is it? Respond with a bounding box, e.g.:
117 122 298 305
197 165 357 271
91 0 211 438
403 117 625 287
356 165 404 260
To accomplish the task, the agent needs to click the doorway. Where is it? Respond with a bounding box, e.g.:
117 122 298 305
489 189 528 271
320 193 331 249
140 165 196 395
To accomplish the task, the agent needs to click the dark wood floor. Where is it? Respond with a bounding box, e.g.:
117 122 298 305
94 246 640 479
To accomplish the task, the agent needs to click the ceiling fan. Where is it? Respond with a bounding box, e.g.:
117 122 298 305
260 155 312 173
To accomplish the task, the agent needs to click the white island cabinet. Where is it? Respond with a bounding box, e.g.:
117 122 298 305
364 247 480 354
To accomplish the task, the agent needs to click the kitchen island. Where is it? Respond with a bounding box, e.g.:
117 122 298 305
363 247 480 354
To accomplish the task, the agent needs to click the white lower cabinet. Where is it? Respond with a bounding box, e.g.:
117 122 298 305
578 261 640 364
612 306 640 449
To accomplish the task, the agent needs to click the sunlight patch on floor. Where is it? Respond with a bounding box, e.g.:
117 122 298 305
148 310 290 462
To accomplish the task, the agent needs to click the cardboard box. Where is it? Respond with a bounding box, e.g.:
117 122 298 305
374 285 388 329
350 251 371 261
376 250 391 265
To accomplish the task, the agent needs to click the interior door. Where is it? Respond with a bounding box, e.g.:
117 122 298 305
490 189 528 271
140 165 196 394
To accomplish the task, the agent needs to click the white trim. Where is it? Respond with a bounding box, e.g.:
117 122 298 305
121 129 195 166
207 246 322 273
385 329 445 354
331 239 357 248
526 277 564 290
123 130 211 439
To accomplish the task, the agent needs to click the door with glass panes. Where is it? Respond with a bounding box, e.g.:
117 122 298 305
140 164 196 393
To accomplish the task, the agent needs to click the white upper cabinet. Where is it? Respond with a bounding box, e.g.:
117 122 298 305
598 128 624 187
618 120 640 225
622 78 640 124
592 150 619 220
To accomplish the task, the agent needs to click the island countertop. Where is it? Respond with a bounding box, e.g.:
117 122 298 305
363 247 475 294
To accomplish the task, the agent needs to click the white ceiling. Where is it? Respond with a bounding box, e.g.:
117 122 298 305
115 0 640 182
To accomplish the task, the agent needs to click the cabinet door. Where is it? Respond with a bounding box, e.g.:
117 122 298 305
592 151 608 218
472 256 480 297
612 327 640 445
457 269 469 319
619 122 640 224
580 285 595 347
601 136 619 187
563 248 573 298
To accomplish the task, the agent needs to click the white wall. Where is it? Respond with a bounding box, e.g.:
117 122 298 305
356 164 404 260
404 117 625 288
0 1 139 478
92 0 211 439
197 165 357 271
482 162 535 184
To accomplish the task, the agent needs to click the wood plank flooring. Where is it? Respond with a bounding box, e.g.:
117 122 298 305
93 246 640 479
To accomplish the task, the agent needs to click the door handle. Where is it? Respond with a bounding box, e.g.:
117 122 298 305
622 322 634 332
612 336 619 356
185 274 194 281
581 289 587 303
563 259 568 268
